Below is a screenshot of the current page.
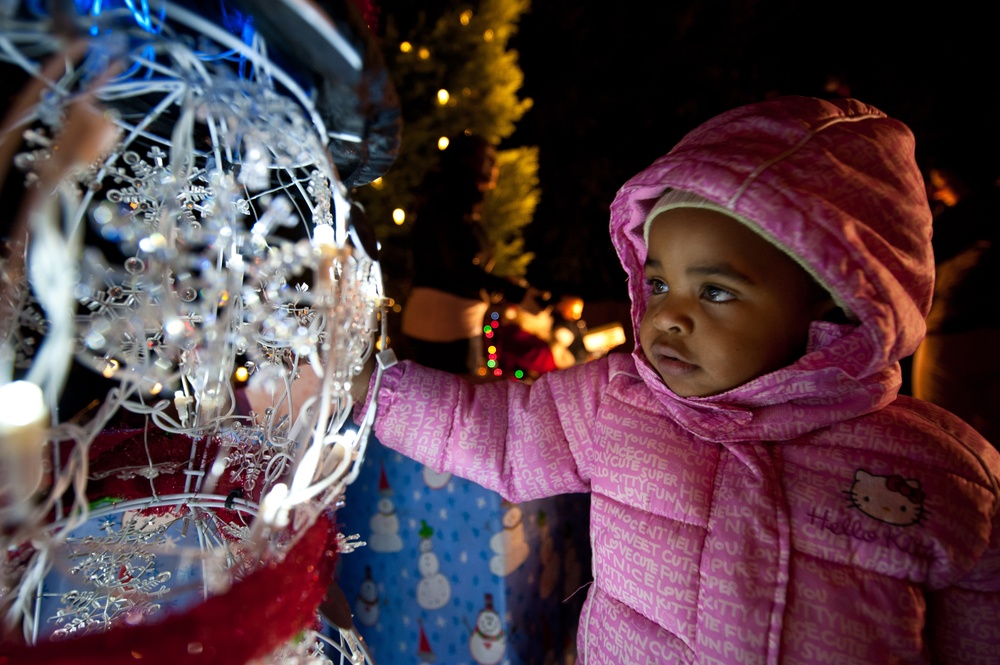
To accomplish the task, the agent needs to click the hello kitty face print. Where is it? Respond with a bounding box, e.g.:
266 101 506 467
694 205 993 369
846 469 926 526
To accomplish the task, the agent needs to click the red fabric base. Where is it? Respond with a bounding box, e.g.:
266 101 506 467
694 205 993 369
0 513 339 665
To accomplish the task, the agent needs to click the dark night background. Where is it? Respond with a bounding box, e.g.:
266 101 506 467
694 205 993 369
376 0 998 307
516 1 996 302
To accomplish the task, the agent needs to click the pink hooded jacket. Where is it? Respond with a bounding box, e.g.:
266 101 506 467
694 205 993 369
367 97 1000 663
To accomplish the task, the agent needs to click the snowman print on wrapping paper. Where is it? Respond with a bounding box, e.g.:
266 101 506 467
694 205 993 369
416 618 436 662
421 464 452 490
415 519 451 610
468 593 506 665
489 501 530 577
354 566 380 627
367 461 403 552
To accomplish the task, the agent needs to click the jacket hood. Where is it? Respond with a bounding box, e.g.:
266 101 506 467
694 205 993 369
609 96 934 441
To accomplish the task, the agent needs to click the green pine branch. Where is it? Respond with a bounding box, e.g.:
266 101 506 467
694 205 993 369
354 0 540 285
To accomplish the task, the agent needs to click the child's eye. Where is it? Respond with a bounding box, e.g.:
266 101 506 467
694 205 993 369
645 277 668 295
702 285 735 303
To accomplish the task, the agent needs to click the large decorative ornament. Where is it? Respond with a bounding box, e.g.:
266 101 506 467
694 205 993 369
0 1 398 662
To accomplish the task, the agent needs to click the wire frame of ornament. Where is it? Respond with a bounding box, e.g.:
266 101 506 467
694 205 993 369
0 1 394 663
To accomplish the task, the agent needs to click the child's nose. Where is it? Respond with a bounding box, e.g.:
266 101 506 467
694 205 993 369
650 296 693 334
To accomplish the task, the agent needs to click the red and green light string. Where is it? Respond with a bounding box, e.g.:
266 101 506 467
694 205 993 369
482 309 526 381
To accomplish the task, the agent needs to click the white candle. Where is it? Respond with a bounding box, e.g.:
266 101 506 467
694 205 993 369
0 380 49 510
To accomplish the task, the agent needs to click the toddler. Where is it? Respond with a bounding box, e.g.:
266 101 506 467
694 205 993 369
350 96 1000 663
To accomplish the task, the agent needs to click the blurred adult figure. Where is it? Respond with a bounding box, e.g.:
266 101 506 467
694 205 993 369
550 294 590 365
493 303 559 381
911 155 1000 447
401 133 541 376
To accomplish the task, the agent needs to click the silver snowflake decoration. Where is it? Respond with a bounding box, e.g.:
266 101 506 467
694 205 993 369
50 513 176 639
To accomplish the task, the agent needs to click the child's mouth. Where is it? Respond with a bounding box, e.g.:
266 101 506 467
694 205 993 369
653 347 698 376
656 355 698 376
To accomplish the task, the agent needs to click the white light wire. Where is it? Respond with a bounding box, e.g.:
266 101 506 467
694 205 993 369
0 5 386 657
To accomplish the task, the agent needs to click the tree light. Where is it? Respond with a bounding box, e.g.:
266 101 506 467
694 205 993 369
399 41 413 53
583 323 627 354
102 358 120 378
392 208 406 225
437 136 450 151
437 89 450 105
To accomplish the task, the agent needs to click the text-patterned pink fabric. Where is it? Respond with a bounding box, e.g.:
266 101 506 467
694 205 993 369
369 97 1000 663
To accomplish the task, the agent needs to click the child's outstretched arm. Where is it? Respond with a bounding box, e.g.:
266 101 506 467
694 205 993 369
368 357 610 503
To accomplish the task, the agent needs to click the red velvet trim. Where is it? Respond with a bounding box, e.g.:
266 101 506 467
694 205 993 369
79 424 263 514
0 514 339 665
49 421 267 527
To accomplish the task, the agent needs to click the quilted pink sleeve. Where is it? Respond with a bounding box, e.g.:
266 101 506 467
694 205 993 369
371 359 608 502
926 506 1000 663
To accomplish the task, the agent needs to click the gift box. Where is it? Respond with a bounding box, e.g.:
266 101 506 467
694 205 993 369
330 435 592 664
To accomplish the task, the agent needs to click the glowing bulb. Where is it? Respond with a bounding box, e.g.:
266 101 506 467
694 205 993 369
460 10 472 25
102 358 120 378
438 136 450 151
392 208 406 225
0 381 48 509
138 232 167 253
399 41 413 53
418 47 430 60
0 382 47 433
437 89 450 105
313 223 335 248
554 328 575 346
260 482 290 528
583 323 627 354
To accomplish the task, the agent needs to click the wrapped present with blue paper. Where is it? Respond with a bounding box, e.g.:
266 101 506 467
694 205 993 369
331 435 592 664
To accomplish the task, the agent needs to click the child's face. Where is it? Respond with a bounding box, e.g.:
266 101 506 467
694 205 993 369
639 207 831 397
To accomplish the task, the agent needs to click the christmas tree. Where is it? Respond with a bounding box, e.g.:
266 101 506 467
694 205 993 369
355 0 538 296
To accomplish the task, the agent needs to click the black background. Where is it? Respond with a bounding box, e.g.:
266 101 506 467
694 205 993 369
477 0 994 303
